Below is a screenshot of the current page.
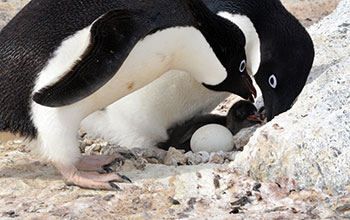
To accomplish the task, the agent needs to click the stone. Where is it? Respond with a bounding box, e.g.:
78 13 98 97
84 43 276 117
185 151 202 165
209 152 225 164
232 124 261 150
163 147 187 166
232 0 350 195
195 151 210 163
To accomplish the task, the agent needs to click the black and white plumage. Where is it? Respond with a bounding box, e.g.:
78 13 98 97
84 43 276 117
203 0 315 120
0 0 256 189
82 0 314 151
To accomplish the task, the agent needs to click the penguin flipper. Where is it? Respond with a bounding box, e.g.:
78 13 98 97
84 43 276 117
33 9 143 107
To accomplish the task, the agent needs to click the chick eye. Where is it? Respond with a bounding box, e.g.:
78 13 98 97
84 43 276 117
239 60 246 73
268 74 277 88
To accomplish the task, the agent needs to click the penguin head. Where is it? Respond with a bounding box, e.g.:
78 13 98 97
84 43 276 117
202 50 256 101
226 100 261 134
186 0 257 101
198 19 257 101
255 32 314 121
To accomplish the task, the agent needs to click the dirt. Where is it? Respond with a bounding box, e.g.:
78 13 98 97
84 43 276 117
281 0 341 26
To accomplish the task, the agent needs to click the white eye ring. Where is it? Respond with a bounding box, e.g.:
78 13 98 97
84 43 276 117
239 60 246 73
269 74 277 88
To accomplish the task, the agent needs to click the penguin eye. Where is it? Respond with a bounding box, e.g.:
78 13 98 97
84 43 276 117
268 74 277 88
239 60 246 73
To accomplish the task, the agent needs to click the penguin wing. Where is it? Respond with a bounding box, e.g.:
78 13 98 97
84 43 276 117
33 9 144 107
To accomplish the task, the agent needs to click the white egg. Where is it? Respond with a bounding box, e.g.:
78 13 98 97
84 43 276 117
190 124 234 153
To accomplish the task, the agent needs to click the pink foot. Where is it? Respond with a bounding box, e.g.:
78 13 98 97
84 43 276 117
54 153 132 190
76 153 124 172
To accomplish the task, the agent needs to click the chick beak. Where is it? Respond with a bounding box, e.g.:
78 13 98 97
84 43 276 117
247 112 264 123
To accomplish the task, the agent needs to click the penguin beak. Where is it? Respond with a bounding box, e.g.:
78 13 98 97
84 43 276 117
247 112 264 123
264 95 293 121
242 74 257 102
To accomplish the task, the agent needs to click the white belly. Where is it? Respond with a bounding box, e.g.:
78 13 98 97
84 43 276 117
81 70 229 149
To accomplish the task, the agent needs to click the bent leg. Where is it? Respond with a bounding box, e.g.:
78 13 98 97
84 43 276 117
31 102 131 190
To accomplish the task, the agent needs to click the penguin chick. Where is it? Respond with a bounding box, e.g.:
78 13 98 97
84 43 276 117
157 100 262 152
0 0 255 190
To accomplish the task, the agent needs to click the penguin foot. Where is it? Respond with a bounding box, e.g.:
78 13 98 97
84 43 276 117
54 162 131 190
76 153 125 173
79 171 132 183
54 153 132 190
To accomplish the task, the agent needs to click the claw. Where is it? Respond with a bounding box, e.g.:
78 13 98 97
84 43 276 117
109 182 122 191
76 153 125 172
120 152 136 159
54 154 132 190
118 173 132 183
102 166 114 173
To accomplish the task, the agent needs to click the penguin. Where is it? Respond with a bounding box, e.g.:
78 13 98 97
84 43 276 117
0 0 256 190
157 100 263 152
81 0 314 150
81 71 232 150
203 0 315 120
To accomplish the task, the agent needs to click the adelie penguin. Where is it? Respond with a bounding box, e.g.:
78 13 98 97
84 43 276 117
0 0 256 190
203 0 315 120
157 100 264 152
82 0 315 149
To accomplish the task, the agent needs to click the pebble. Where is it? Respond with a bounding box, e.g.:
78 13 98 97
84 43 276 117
196 151 210 163
232 124 261 150
102 194 115 201
133 157 147 170
336 204 350 212
185 151 202 165
253 183 262 192
224 151 238 161
230 196 249 206
79 133 245 168
156 150 167 163
168 197 181 205
163 147 187 166
131 148 158 158
209 152 224 164
2 210 19 218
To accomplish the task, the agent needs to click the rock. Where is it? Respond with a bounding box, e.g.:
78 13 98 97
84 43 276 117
224 151 239 161
163 147 187 166
232 124 261 150
185 151 202 165
232 0 350 195
209 152 225 164
195 151 210 163
133 157 148 170
130 147 158 158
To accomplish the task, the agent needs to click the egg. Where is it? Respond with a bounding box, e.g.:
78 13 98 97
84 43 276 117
190 124 234 153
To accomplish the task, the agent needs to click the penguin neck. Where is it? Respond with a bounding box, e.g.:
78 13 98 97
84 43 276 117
168 27 228 86
217 12 261 76
176 0 246 85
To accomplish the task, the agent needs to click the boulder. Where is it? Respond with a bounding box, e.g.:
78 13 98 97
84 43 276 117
232 0 350 195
